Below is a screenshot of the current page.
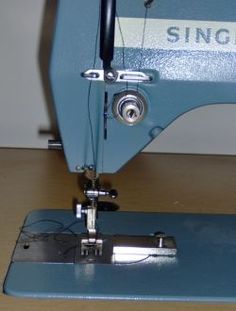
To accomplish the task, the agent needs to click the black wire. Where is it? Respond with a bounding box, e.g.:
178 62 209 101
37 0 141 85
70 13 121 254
20 219 64 242
57 220 82 236
137 6 148 91
63 244 79 256
20 219 64 230
87 82 96 169
116 11 126 70
139 7 148 70
117 255 151 265
116 10 129 91
20 218 83 244
87 4 101 170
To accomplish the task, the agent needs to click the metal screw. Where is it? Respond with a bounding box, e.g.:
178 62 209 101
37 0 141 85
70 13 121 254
105 69 118 83
155 231 166 248
75 165 83 172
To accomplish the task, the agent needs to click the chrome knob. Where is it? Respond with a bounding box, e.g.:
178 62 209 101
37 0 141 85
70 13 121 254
113 90 147 126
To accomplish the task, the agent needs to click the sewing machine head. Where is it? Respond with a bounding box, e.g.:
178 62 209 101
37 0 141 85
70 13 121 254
50 0 236 173
48 0 236 262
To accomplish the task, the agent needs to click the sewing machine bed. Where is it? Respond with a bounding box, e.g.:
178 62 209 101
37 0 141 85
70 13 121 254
4 209 236 301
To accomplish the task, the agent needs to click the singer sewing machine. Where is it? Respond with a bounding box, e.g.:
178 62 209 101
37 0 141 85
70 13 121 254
4 0 236 301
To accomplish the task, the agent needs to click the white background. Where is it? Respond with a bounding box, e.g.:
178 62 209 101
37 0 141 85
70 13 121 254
1 0 236 155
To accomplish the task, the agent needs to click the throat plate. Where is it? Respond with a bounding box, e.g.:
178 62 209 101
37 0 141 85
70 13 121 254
12 233 176 265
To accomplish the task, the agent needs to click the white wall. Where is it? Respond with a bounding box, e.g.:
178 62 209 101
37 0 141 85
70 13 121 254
1 0 236 155
0 0 54 148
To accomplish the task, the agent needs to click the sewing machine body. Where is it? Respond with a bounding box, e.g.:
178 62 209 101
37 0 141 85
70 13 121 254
4 0 236 301
51 0 236 173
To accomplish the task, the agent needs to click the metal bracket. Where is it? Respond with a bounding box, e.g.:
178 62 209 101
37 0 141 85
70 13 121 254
82 69 152 83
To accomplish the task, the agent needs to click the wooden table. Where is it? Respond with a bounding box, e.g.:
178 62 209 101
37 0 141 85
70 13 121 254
1 148 236 311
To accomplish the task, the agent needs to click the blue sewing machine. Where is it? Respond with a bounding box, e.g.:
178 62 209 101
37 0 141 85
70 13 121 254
4 0 236 301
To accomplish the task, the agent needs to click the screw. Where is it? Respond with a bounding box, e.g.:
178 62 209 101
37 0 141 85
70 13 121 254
104 69 118 83
154 231 166 248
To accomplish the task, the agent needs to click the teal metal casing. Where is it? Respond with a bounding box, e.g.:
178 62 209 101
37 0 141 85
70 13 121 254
50 0 236 173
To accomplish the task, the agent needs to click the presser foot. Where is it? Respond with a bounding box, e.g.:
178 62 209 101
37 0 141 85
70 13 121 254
74 177 177 263
80 237 103 257
78 232 177 264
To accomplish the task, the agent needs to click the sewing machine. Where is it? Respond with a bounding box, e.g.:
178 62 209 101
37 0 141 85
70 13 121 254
4 0 236 301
